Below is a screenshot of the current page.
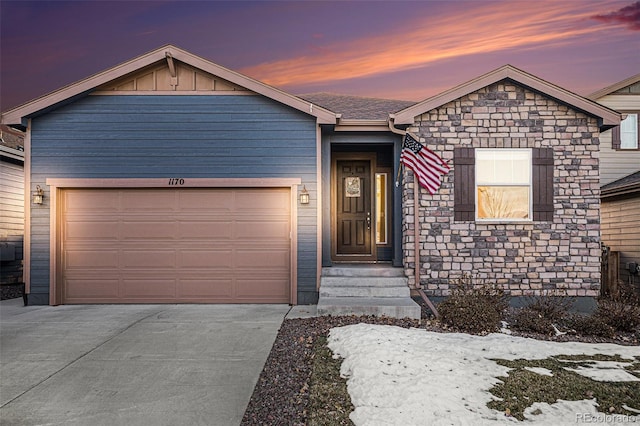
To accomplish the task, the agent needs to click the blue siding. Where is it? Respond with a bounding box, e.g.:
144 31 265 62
29 95 318 303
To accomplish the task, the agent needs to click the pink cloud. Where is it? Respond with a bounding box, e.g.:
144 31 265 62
240 2 611 89
591 1 640 30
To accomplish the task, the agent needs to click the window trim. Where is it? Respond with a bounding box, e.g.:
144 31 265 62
475 148 533 222
375 172 388 245
613 112 640 151
453 147 553 222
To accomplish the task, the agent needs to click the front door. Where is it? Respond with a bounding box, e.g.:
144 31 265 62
333 154 376 262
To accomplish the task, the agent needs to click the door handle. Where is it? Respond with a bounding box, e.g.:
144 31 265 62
367 212 371 230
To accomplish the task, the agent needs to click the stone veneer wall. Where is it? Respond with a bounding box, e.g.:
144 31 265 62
403 81 601 297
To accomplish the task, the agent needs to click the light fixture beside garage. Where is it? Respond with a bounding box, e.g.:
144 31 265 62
299 185 310 205
32 185 44 205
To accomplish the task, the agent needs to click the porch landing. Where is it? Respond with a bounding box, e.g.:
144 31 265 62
317 265 421 320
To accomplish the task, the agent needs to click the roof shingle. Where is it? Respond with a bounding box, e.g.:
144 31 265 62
297 93 415 120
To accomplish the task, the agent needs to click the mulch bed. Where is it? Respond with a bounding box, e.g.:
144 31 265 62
241 298 639 425
0 283 24 301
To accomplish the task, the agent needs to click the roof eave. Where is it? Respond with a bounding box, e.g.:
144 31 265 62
0 145 25 161
588 73 640 100
1 45 337 126
1 47 170 125
393 65 621 130
601 182 640 199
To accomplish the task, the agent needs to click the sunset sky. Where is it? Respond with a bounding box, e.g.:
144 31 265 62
1 0 638 111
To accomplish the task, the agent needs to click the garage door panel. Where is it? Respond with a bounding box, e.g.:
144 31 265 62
65 250 119 269
60 188 292 304
122 250 176 268
235 248 289 269
236 221 290 239
65 220 120 240
178 221 233 239
122 279 176 298
178 191 234 211
64 191 119 213
64 279 119 299
235 189 289 211
236 279 289 300
121 191 176 211
121 221 178 239
178 250 234 268
178 279 234 299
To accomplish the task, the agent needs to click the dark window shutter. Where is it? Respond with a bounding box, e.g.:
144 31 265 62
454 147 475 221
611 125 621 150
532 148 554 221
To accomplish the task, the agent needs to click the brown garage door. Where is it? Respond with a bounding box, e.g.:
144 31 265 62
59 188 291 304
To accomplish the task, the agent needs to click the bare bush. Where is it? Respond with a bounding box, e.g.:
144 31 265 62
510 295 573 335
438 274 508 334
566 313 615 338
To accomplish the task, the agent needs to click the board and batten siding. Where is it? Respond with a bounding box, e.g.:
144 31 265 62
601 197 640 287
1 152 25 285
596 94 640 186
28 94 319 304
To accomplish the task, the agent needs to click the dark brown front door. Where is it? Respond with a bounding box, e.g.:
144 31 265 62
334 156 375 261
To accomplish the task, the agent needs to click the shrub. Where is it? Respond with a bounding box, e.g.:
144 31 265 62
566 313 615 338
594 279 640 333
524 295 573 322
509 295 573 335
438 274 508 334
510 308 554 335
595 299 640 333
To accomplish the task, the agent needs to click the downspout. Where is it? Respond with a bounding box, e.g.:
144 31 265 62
23 119 32 306
388 116 439 319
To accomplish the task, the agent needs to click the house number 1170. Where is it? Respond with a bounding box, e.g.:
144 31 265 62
168 178 185 186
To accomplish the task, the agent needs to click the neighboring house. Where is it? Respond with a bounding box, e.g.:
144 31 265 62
0 125 25 287
0 45 620 313
590 74 640 292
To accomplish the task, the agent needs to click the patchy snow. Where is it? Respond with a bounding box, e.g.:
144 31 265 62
563 360 640 382
327 324 640 425
524 366 554 377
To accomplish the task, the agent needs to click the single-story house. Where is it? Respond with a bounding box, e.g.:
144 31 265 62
0 45 621 313
589 74 640 294
0 125 25 289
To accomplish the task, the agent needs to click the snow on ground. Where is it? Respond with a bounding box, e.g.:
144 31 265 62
562 360 640 382
327 324 640 426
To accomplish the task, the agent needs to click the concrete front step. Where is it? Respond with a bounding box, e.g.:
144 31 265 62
317 297 421 320
320 276 410 298
321 266 404 278
319 281 410 298
318 265 420 320
320 276 408 287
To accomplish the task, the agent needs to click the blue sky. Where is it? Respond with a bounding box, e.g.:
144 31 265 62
1 0 639 111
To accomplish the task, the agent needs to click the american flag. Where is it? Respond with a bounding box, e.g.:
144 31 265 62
400 134 450 195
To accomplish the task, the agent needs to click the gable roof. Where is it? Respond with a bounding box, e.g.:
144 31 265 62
601 170 640 199
298 93 415 120
1 44 337 126
393 64 621 131
588 73 640 100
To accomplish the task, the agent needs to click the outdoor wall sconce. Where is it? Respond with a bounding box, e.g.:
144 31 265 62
32 185 44 205
299 185 310 205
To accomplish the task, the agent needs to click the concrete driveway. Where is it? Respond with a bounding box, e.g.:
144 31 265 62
0 299 290 426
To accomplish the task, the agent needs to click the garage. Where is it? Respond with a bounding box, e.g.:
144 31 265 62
58 187 292 304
